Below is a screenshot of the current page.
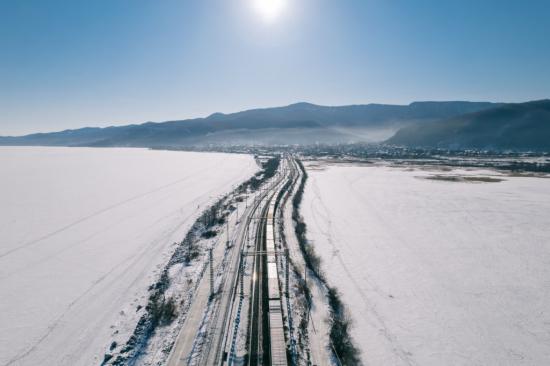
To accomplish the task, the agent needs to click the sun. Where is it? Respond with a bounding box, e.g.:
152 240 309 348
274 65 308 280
252 0 287 23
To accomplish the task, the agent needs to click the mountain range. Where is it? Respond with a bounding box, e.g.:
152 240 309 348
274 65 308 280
2 100 549 150
387 99 550 150
0 101 498 147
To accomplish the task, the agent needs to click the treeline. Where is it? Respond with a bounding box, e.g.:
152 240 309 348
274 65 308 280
292 160 322 278
502 161 550 173
238 156 280 192
291 159 361 365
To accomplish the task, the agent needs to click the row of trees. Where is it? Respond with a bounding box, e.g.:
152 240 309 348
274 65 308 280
291 159 360 365
237 156 281 193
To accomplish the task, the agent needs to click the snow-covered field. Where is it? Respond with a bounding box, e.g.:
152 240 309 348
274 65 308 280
302 162 550 365
0 147 257 366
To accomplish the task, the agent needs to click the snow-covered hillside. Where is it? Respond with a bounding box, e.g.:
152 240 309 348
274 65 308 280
302 163 550 365
0 147 257 366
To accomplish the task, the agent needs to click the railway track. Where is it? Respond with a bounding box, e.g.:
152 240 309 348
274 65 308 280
245 158 291 366
168 156 295 366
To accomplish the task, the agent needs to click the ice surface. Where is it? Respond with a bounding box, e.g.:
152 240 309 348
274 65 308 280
302 163 550 365
0 147 257 366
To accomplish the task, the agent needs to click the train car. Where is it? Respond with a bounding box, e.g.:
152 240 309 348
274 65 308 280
265 169 289 366
268 299 287 366
267 262 280 300
266 225 275 249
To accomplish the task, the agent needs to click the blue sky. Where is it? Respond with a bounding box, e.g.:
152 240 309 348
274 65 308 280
1 0 549 135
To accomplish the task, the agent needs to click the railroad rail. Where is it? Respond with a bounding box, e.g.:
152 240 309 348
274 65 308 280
168 156 295 366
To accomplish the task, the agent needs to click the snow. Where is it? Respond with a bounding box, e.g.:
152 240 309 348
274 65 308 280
0 147 257 366
281 163 332 366
302 163 550 365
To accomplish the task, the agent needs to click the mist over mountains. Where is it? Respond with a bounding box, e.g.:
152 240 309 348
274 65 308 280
388 100 550 151
0 101 497 148
2 100 549 151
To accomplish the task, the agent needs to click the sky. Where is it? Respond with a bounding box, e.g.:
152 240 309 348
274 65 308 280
1 0 550 136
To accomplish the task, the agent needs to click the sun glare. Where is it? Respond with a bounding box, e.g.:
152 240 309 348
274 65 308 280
252 0 287 23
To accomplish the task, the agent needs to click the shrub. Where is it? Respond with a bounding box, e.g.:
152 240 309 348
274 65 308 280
327 287 361 365
150 295 178 327
201 230 217 239
293 159 360 365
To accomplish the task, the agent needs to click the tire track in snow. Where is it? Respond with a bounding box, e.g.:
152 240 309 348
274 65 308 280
3 162 252 365
3 254 133 366
0 165 214 260
4 184 217 366
307 169 417 366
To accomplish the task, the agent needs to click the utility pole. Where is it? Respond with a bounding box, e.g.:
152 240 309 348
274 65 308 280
285 249 290 296
240 251 245 299
226 220 230 248
209 247 214 297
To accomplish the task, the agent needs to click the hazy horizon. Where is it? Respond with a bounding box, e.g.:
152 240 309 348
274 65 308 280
2 0 550 135
0 98 510 137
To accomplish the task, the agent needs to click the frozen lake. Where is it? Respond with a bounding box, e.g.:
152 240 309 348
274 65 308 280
302 163 550 365
0 147 257 366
